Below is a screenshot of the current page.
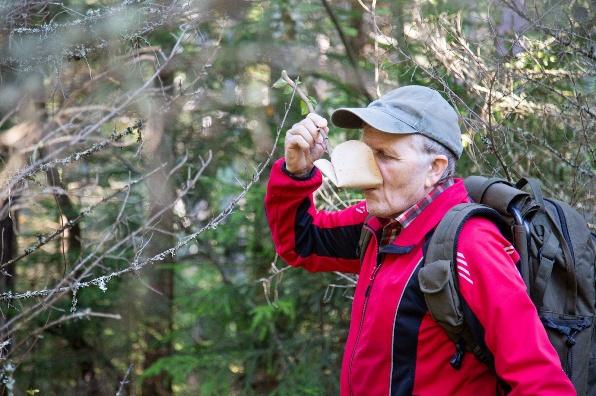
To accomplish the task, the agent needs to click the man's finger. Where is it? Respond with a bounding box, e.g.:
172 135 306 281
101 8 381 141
286 134 311 151
306 113 328 128
314 133 327 151
288 125 315 145
300 118 320 138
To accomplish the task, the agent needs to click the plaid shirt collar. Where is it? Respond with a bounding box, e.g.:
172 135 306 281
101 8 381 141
380 178 455 246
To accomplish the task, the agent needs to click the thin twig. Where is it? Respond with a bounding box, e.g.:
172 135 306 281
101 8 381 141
0 163 167 271
2 122 142 198
115 364 134 396
0 80 297 308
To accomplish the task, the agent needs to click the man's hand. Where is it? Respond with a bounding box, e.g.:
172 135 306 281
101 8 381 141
284 113 329 176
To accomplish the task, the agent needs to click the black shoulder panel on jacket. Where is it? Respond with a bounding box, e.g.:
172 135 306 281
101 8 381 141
294 198 362 259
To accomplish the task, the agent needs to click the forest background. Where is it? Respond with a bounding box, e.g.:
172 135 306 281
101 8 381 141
0 0 593 394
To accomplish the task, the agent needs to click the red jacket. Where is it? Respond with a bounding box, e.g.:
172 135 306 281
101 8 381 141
265 158 575 396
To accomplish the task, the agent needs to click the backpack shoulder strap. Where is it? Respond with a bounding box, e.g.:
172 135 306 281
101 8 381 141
419 203 506 370
424 203 506 263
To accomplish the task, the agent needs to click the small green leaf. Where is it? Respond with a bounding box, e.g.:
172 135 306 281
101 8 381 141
272 78 288 89
300 100 309 115
283 84 296 95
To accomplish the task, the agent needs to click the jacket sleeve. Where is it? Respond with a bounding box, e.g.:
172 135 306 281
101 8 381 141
264 158 367 273
457 218 576 396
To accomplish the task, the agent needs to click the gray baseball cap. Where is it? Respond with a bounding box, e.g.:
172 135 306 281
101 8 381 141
331 85 463 158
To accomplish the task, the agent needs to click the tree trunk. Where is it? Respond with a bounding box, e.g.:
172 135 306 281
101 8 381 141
138 67 176 396
0 201 15 356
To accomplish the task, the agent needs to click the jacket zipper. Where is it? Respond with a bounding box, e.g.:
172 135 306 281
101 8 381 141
348 227 382 396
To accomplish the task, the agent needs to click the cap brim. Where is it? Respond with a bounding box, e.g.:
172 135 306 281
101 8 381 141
331 107 417 134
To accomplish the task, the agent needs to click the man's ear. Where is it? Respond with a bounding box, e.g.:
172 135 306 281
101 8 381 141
424 155 448 188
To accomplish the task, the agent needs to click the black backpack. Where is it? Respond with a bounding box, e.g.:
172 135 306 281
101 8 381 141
359 176 596 394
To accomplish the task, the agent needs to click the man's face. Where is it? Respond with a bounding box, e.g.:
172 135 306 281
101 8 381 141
361 126 432 218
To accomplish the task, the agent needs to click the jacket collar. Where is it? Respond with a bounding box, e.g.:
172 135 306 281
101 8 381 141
365 179 470 247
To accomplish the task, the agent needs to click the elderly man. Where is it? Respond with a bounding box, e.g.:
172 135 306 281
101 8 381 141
264 86 574 395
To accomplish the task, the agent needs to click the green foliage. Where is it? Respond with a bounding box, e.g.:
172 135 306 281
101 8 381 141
250 298 296 341
142 355 202 385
